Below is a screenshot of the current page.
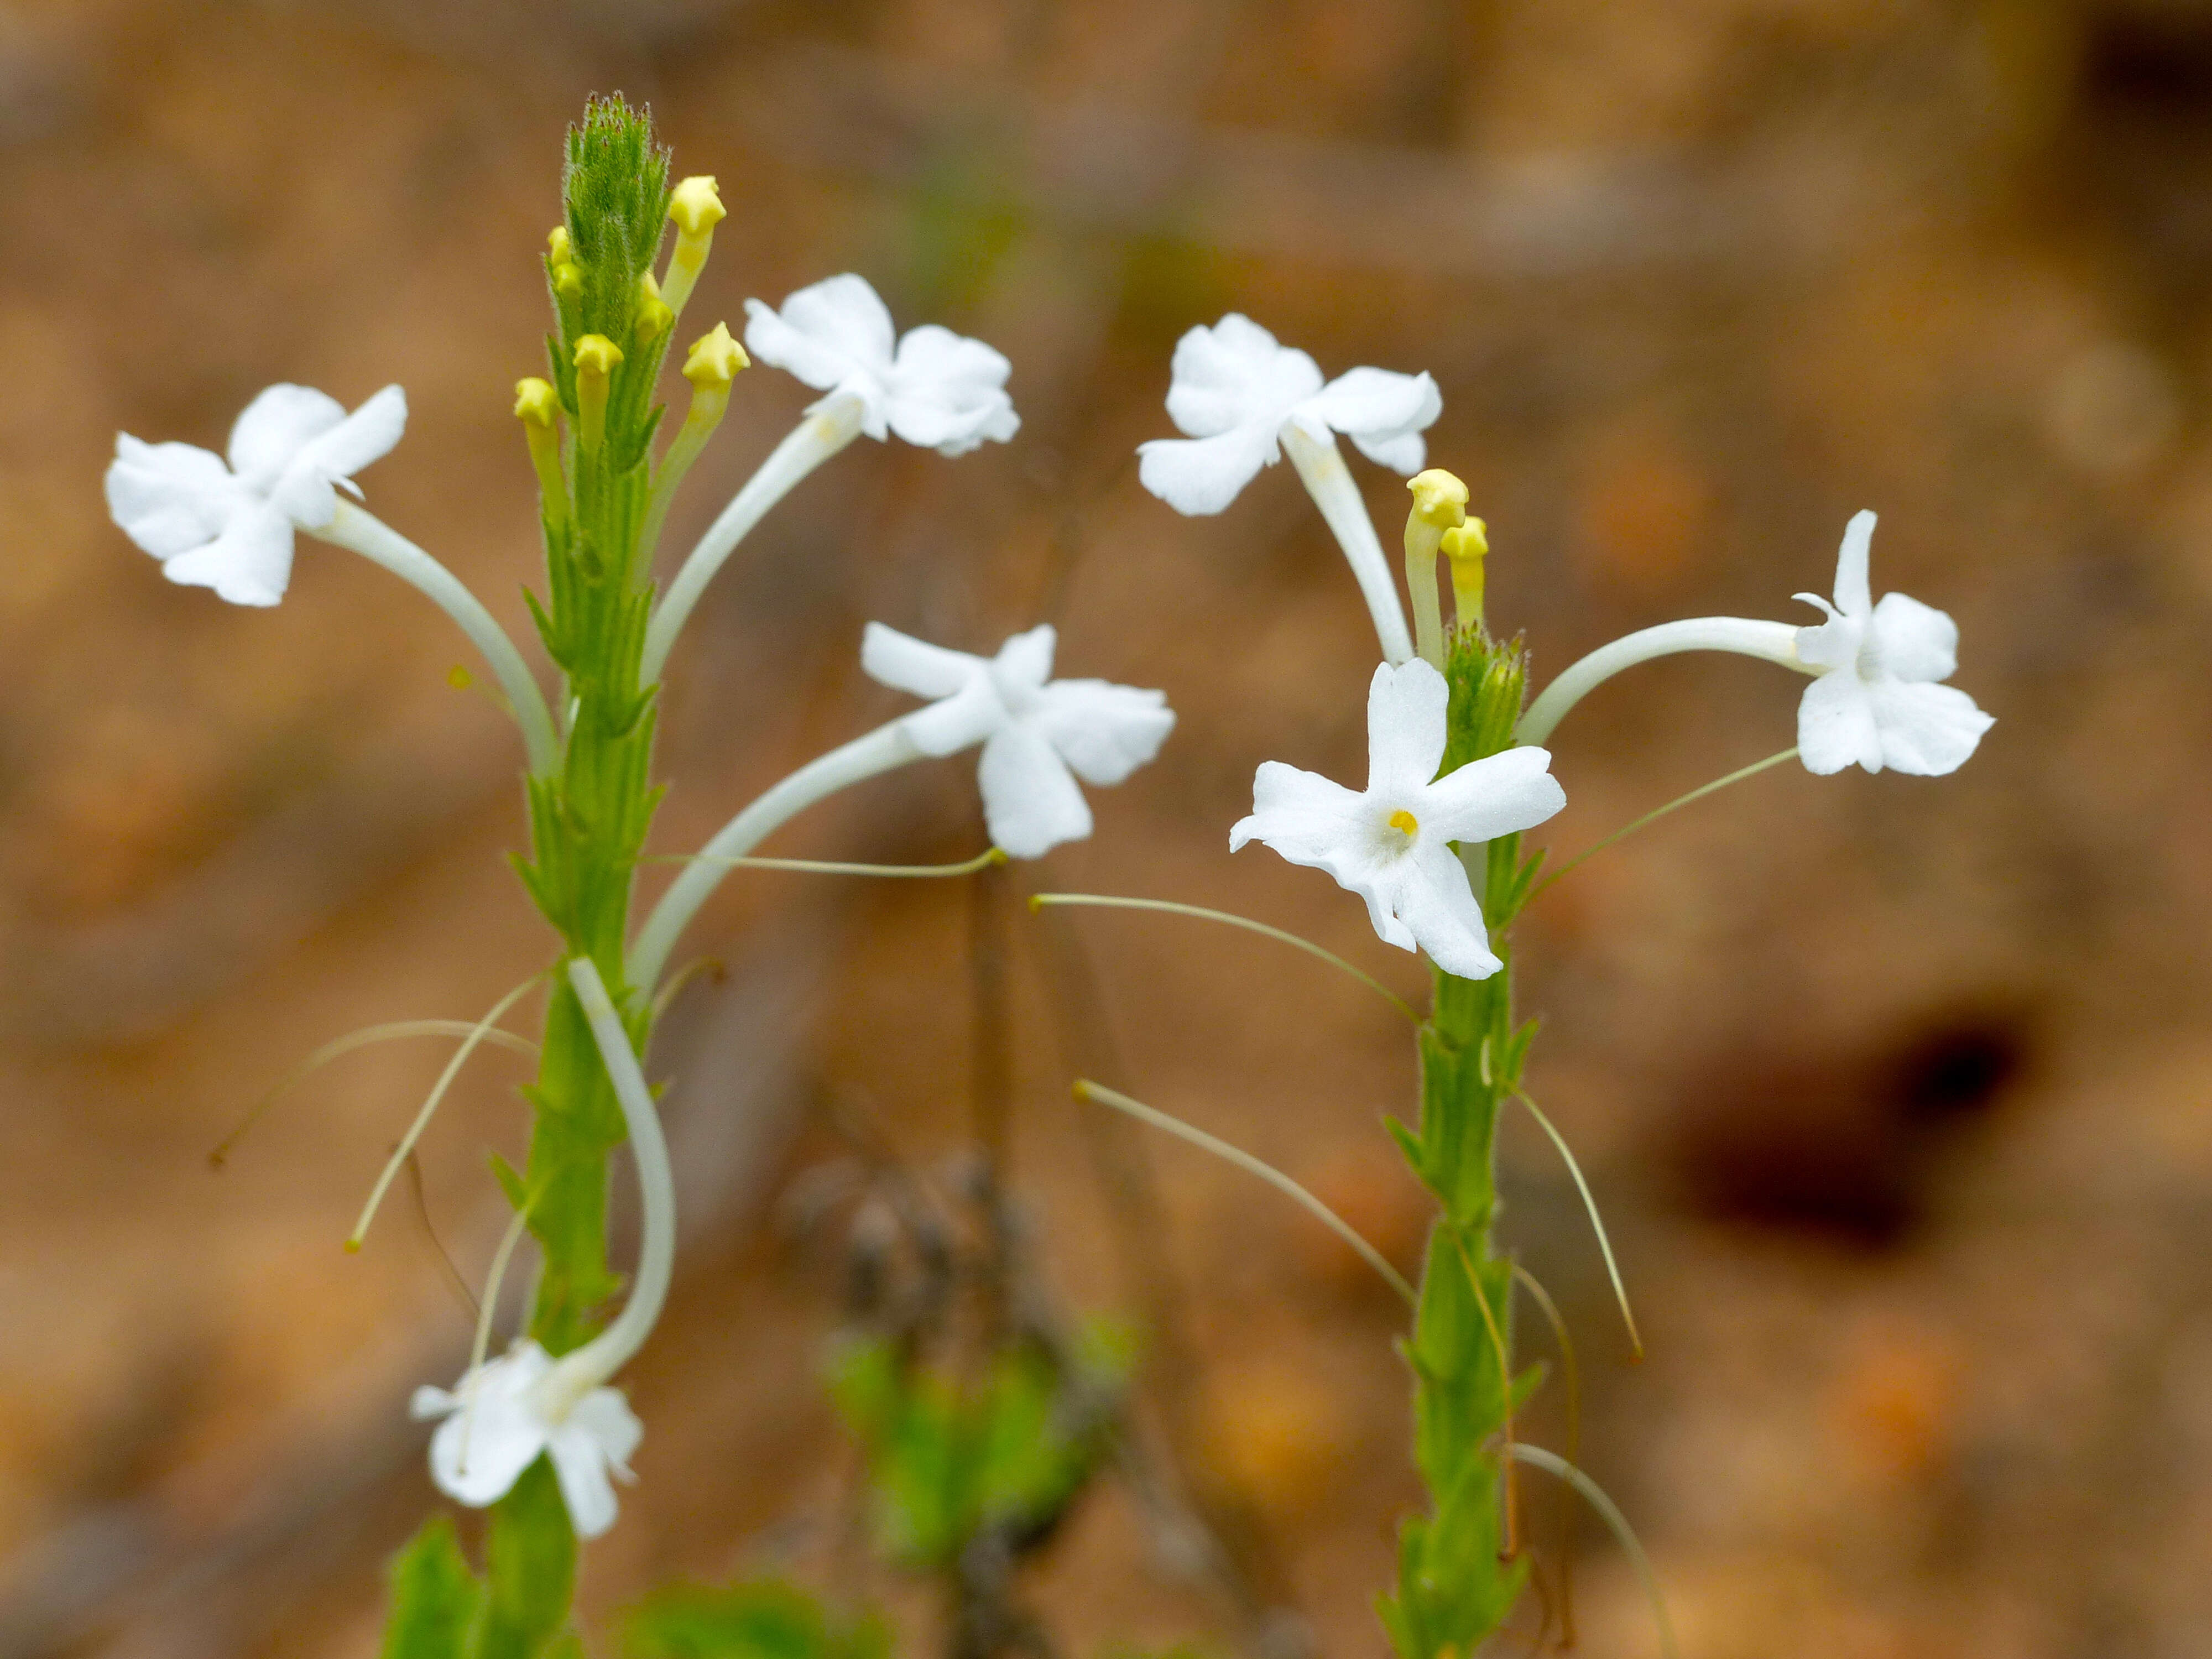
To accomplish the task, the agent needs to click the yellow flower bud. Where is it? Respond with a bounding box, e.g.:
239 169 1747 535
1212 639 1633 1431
660 175 727 320
1406 468 1468 529
513 376 560 428
682 321 749 389
547 226 573 266
551 260 583 301
572 334 623 451
514 378 567 512
1442 518 1489 630
668 176 726 238
634 272 674 346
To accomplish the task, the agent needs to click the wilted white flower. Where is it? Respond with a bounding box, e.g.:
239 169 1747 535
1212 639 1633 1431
863 622 1175 859
743 274 1019 456
1232 659 1564 980
1793 512 1994 776
410 1340 643 1539
105 383 406 607
1136 314 1439 516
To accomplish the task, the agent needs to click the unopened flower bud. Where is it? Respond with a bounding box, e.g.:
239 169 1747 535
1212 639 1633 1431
1441 518 1488 630
572 335 623 452
514 377 567 517
659 175 726 319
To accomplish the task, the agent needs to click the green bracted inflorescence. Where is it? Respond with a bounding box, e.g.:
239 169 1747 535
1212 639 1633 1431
1377 625 1547 1658
387 96 688 1659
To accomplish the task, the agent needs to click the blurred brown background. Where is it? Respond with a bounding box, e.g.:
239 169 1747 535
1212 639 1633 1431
2 0 2208 1653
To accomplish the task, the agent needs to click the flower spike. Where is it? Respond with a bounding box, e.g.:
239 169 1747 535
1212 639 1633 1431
862 622 1176 859
1136 314 1436 664
1232 659 1564 979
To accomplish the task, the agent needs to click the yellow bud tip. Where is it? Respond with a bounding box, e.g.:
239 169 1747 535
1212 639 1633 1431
447 665 474 691
1407 468 1469 528
343 1238 363 1255
682 321 749 388
1388 808 1420 836
573 334 623 378
551 261 583 300
546 226 573 265
669 175 727 236
513 376 559 427
1441 519 1489 563
636 296 674 346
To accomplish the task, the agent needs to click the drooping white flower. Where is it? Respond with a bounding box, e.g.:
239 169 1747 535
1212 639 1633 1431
105 383 406 607
862 622 1175 859
743 274 1019 456
1232 659 1564 980
411 1340 643 1539
1136 314 1440 517
1792 511 1994 776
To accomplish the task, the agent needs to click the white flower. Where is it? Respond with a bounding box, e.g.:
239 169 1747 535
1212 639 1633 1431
1136 314 1441 515
743 274 1019 456
411 1340 643 1539
1793 511 1995 776
862 622 1175 859
1230 659 1564 980
105 383 407 607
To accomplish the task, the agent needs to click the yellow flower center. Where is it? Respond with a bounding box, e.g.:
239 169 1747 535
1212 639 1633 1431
1388 808 1420 837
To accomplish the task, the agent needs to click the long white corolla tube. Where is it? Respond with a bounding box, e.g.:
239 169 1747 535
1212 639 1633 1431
320 502 562 775
641 395 867 684
627 718 923 991
1279 424 1416 667
538 957 676 1419
1516 618 1808 748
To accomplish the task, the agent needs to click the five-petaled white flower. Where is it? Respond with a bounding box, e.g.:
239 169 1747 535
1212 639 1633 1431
104 383 407 607
744 274 1019 456
863 622 1175 859
411 1340 643 1540
1232 659 1564 980
1793 511 1995 776
1137 314 1441 515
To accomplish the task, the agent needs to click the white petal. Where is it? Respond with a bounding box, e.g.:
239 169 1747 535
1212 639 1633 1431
1793 611 1860 674
990 624 1057 695
1365 659 1450 794
1232 761 1412 952
423 1349 552 1510
227 384 346 490
902 676 1006 757
1867 591 1959 684
978 724 1093 858
1390 840 1501 979
1037 680 1175 785
410 1386 458 1420
862 620 983 700
1869 681 1994 775
885 325 1020 456
547 1426 622 1537
744 295 862 394
279 385 407 526
1137 422 1282 516
1831 509 1876 619
105 436 236 559
1162 314 1322 438
1797 670 1884 775
1421 745 1567 844
568 1386 644 1472
1305 367 1441 474
159 501 296 607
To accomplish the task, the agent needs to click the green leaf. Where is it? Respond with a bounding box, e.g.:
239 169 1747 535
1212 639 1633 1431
625 1579 889 1659
380 1515 481 1659
476 1457 578 1659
